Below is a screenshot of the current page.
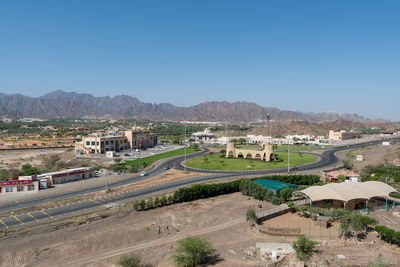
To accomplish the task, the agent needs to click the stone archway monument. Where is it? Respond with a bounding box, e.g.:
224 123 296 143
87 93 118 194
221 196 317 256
226 142 275 161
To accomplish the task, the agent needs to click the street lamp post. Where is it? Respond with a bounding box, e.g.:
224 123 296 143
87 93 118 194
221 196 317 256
184 126 187 172
105 169 109 193
287 129 290 173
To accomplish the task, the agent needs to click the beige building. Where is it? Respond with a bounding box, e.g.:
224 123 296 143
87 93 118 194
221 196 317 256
329 130 362 141
81 133 128 154
124 127 157 150
226 142 275 161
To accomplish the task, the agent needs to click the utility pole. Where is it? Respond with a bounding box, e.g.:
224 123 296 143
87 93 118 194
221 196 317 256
267 114 270 139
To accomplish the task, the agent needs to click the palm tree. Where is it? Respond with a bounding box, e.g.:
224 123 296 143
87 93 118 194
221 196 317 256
379 176 395 186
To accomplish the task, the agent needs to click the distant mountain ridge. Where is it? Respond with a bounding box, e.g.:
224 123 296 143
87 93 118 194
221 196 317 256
0 90 376 122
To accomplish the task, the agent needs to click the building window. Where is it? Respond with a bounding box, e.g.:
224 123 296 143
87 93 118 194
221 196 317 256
53 179 58 184
62 178 67 183
17 186 24 192
86 141 90 146
91 141 95 146
28 185 35 191
6 186 13 192
76 175 81 180
68 176 74 182
96 141 99 145
106 140 109 145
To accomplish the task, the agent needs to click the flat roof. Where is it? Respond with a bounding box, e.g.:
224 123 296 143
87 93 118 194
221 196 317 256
255 179 298 191
37 167 93 178
299 181 398 203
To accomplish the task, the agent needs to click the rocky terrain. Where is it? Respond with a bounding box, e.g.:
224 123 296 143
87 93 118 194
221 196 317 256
0 90 380 123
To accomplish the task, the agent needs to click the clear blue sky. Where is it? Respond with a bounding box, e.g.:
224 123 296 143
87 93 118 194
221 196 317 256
1 1 399 120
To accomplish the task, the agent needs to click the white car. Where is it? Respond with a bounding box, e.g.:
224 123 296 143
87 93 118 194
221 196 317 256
140 172 148 177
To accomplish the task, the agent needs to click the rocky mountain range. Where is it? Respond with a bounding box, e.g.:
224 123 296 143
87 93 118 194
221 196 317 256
0 90 384 123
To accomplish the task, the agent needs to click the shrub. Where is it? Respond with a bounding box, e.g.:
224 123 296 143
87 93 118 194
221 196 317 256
146 198 153 209
139 200 146 210
293 235 318 260
154 196 160 207
367 253 389 267
133 201 139 210
160 195 168 206
172 237 216 267
375 225 400 245
117 254 141 267
246 207 257 223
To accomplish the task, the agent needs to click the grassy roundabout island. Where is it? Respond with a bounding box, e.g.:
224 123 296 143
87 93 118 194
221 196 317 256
185 152 318 171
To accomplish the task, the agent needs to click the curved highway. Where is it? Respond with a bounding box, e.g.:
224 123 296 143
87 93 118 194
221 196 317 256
0 138 392 229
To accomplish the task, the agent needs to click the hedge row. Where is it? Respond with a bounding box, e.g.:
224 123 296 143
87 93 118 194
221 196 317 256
239 179 282 205
389 192 400 199
253 174 320 185
375 225 400 246
172 180 241 203
134 175 320 211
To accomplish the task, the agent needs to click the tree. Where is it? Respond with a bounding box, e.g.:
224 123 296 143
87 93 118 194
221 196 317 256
133 201 139 210
154 196 160 207
246 207 257 224
160 195 168 206
279 187 295 202
139 200 146 210
118 254 141 267
172 237 216 267
146 198 153 209
378 176 395 186
21 163 40 176
337 174 347 182
342 158 353 170
293 235 318 260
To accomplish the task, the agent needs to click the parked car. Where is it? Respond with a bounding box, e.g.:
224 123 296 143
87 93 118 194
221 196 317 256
140 172 148 177
164 166 170 170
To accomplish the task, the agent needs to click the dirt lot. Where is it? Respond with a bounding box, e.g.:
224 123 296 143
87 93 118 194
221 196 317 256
0 147 115 170
0 193 399 267
336 143 400 172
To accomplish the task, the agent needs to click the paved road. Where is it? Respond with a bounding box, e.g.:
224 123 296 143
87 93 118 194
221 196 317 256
0 138 392 229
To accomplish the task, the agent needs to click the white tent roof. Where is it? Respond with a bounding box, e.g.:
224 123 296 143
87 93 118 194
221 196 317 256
300 181 397 203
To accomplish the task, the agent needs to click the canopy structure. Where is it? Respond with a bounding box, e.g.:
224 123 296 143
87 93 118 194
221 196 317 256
299 181 398 203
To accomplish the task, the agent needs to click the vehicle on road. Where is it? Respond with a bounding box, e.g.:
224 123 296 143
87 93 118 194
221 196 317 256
140 172 148 176
164 166 170 170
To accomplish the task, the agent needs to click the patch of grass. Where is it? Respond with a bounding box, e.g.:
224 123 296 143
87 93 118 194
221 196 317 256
124 147 199 167
186 152 318 170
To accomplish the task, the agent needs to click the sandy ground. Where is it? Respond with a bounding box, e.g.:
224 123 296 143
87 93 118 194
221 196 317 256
0 148 70 168
336 143 400 172
0 193 399 267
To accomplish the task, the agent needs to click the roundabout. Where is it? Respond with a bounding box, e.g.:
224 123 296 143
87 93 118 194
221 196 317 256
184 152 319 171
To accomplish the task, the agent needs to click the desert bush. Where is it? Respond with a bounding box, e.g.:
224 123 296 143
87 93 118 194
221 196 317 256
172 237 216 267
293 235 318 260
118 254 141 267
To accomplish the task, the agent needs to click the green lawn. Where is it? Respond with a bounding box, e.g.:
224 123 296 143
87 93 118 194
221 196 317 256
185 152 318 171
124 147 199 167
275 145 332 151
206 144 331 151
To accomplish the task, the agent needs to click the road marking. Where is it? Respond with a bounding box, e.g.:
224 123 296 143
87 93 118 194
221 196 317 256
90 199 100 204
12 215 24 225
27 213 40 222
0 218 8 228
95 198 106 203
40 210 54 219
